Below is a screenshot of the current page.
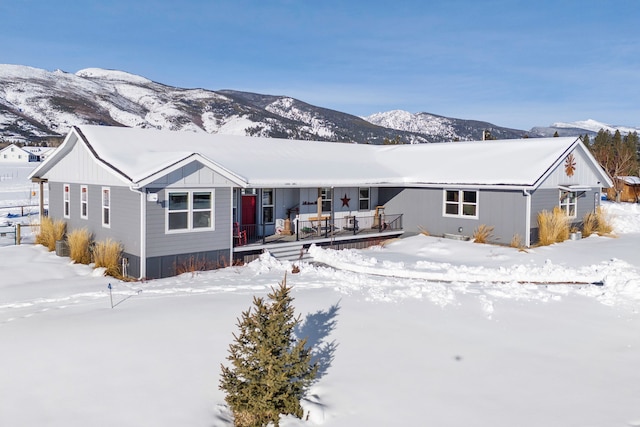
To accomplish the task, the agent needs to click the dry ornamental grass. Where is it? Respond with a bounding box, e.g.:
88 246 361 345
67 228 92 264
472 224 494 244
537 207 569 246
93 238 123 278
35 217 66 251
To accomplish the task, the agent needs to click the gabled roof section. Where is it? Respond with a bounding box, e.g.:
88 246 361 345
31 125 612 190
28 129 79 181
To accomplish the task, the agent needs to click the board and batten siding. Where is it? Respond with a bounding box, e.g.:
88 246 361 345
538 145 607 189
380 187 528 244
40 134 127 186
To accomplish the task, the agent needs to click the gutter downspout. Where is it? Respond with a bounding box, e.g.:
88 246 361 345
129 186 146 280
523 189 531 247
230 188 234 264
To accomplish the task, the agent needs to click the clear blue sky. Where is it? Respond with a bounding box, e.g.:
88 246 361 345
2 0 639 130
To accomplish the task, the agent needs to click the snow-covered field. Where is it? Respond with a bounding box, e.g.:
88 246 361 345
1 164 639 427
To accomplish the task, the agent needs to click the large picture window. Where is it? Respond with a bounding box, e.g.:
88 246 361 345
444 190 478 217
559 190 577 218
102 187 110 227
167 190 214 232
80 185 88 219
63 184 70 218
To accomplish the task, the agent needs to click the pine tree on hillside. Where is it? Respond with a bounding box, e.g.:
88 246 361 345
590 128 639 201
219 275 318 427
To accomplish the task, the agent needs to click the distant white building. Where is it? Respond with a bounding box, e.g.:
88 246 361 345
22 146 54 162
0 144 54 162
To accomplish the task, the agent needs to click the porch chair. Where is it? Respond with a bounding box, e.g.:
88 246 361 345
233 222 247 246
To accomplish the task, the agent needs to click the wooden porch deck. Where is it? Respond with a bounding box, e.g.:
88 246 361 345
233 213 404 262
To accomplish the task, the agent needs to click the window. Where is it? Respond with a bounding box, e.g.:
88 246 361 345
559 191 577 218
102 187 110 227
80 185 88 219
63 184 70 218
359 187 370 211
167 190 214 232
319 187 332 212
444 190 478 217
262 189 274 224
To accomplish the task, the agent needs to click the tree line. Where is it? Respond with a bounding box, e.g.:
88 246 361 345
584 129 639 200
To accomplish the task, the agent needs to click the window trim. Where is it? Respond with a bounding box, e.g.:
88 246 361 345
262 188 274 224
102 187 111 228
358 187 370 211
165 189 215 233
559 190 578 218
443 189 479 218
80 185 88 219
319 187 332 213
63 184 71 218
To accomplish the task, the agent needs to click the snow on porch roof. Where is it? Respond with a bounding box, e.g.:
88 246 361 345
615 176 640 185
75 125 582 188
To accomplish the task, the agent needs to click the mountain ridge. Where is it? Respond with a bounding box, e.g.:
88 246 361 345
0 64 637 145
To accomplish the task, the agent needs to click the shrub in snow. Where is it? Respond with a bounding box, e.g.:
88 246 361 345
472 224 494 244
92 238 123 278
220 274 317 427
595 205 614 235
35 216 66 251
67 227 92 264
537 207 569 246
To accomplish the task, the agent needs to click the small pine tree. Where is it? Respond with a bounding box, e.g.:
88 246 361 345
220 275 318 427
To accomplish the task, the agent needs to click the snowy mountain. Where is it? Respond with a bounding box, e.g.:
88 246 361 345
0 64 531 145
0 64 439 145
362 110 526 141
3 64 634 146
531 119 640 138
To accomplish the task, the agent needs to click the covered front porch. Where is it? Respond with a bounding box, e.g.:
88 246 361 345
232 211 404 263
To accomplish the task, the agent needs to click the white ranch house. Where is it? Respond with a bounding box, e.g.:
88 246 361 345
0 143 54 162
29 126 612 279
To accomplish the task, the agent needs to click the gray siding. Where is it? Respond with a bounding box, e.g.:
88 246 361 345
380 187 528 245
145 187 232 258
47 182 141 255
48 181 64 220
529 187 601 243
47 182 143 278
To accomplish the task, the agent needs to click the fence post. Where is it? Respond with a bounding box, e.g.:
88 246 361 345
15 224 20 245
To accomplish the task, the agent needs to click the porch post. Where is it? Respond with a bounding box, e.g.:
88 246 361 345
38 179 45 218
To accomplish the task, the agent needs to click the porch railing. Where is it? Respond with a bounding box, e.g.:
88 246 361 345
234 213 403 247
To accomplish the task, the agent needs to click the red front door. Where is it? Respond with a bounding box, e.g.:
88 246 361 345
241 195 256 225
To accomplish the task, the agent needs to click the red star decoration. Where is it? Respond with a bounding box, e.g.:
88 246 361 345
341 194 350 207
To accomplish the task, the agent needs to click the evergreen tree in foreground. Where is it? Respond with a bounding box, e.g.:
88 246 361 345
220 275 318 427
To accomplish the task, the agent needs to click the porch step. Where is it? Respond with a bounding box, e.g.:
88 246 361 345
265 243 313 263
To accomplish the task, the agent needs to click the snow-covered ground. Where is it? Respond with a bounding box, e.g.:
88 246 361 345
1 164 639 427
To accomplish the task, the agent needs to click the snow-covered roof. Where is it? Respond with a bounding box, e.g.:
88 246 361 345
32 125 609 189
616 176 640 185
21 146 54 154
